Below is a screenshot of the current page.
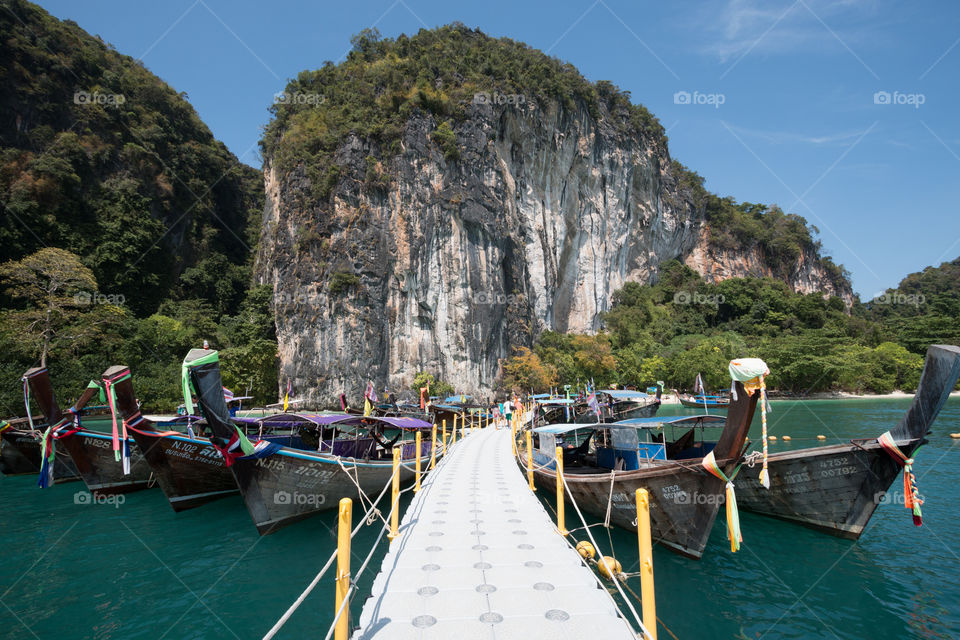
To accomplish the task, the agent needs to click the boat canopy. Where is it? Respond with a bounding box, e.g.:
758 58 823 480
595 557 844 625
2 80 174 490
616 415 726 427
444 394 470 403
533 415 725 435
598 389 649 400
237 412 433 430
430 404 463 412
536 398 576 405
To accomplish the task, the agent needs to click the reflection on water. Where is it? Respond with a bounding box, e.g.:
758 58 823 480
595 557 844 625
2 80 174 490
0 398 957 639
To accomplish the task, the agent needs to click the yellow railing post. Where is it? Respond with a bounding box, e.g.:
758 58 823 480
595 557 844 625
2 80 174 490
388 447 400 542
442 419 447 456
430 424 437 470
526 430 536 491
556 446 568 536
511 416 517 457
414 431 422 493
461 412 467 439
335 497 352 640
636 489 657 640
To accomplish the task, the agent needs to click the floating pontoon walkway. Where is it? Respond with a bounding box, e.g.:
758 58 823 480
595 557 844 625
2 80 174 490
355 426 639 639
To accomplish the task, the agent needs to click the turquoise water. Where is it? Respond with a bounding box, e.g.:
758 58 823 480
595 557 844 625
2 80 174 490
1 398 958 639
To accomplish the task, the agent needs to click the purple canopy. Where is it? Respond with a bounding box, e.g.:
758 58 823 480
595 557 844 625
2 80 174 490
236 412 433 430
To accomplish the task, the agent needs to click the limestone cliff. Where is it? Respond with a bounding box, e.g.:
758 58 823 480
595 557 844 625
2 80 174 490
256 26 851 400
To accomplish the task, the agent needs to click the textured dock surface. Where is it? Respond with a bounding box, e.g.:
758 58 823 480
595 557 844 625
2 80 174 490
355 426 638 639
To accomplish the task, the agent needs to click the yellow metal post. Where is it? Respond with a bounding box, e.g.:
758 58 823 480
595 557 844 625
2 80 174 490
526 430 536 491
511 416 517 457
414 431 422 493
334 497 352 640
555 446 568 536
461 412 466 439
451 414 457 446
430 424 437 470
636 489 657 640
388 447 400 542
442 419 447 456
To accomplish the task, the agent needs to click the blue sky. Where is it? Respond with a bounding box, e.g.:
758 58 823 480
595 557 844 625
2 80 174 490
36 0 960 298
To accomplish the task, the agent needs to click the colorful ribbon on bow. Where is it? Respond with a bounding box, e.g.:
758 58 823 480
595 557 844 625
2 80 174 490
729 358 772 488
22 375 35 430
878 431 923 526
702 450 742 552
103 369 132 475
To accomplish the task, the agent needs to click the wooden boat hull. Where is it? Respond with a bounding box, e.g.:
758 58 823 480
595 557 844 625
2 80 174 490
229 450 418 535
533 465 725 559
0 429 80 482
58 430 153 496
615 402 661 419
736 441 906 539
129 430 238 511
678 397 729 409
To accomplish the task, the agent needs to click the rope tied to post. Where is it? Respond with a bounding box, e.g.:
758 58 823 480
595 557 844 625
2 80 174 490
877 431 923 526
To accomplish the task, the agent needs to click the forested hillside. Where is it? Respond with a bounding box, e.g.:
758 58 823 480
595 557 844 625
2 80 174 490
0 0 273 411
503 259 960 394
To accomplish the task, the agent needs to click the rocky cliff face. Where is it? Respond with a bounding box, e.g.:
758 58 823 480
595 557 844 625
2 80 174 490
684 228 854 304
258 97 848 400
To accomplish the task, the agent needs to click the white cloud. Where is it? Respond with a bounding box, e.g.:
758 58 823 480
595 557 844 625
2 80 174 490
698 0 878 63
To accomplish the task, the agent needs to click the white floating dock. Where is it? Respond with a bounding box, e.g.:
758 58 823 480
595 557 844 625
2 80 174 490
355 426 638 639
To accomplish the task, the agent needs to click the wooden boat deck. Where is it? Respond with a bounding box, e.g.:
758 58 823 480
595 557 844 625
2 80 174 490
355 426 638 639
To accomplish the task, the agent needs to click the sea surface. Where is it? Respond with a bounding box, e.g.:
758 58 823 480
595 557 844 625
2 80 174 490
1 398 958 639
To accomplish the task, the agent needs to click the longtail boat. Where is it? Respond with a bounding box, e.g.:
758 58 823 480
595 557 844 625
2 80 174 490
28 366 155 495
574 388 662 422
736 344 960 538
675 390 731 409
101 364 241 511
0 367 83 483
185 348 434 534
522 359 766 559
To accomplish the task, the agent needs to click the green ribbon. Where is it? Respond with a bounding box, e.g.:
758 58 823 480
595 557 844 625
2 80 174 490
86 379 106 404
180 350 220 416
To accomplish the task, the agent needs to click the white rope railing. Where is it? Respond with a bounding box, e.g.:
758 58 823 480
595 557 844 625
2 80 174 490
262 458 404 640
559 472 654 640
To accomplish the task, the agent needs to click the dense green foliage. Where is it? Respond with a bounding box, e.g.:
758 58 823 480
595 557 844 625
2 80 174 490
0 0 263 315
0 3 274 412
1 248 278 411
504 259 960 394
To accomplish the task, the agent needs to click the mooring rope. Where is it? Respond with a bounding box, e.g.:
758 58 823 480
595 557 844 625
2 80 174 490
560 473 652 640
263 462 402 640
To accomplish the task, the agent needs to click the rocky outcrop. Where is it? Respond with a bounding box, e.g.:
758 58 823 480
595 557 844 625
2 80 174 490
257 97 848 400
683 229 854 304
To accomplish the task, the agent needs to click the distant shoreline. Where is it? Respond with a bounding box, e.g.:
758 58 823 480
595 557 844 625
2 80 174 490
661 390 960 404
